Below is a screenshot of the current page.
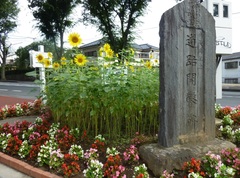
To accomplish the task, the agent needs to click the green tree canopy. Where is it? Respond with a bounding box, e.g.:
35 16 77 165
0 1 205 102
0 0 20 80
28 0 81 59
80 0 150 55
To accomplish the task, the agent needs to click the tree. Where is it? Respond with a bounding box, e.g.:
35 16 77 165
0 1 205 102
28 0 81 60
81 0 149 55
0 0 19 80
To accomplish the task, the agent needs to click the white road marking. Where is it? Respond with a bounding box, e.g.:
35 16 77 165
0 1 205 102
12 90 22 92
0 89 8 91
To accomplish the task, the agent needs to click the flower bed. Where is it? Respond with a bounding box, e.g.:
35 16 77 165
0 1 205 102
0 101 240 177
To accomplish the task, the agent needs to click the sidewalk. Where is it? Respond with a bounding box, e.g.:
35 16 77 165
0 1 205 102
0 96 35 108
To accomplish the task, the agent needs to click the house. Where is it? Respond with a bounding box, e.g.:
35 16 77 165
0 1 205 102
222 52 240 83
79 39 159 60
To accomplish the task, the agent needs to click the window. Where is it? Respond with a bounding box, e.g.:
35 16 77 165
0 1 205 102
213 4 219 17
225 61 238 69
225 78 238 84
223 5 229 17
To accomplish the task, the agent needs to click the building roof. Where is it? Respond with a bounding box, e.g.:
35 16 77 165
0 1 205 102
222 52 240 61
131 43 159 51
79 39 104 48
79 39 159 51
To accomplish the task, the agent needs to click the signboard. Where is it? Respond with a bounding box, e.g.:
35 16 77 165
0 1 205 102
29 50 52 68
216 28 232 55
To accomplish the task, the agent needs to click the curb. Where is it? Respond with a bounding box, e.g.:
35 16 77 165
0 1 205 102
0 152 62 178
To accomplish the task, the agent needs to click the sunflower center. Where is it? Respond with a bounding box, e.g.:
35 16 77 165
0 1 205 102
72 37 79 43
78 58 83 63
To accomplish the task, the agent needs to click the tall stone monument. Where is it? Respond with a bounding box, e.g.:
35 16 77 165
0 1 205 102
159 0 215 147
139 0 235 176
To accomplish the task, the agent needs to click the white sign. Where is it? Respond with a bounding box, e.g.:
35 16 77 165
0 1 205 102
29 50 52 68
216 28 232 55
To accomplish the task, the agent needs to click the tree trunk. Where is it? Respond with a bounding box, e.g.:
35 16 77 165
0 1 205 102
1 63 6 81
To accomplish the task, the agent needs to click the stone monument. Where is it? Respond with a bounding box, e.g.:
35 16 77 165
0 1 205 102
139 0 236 176
159 0 215 147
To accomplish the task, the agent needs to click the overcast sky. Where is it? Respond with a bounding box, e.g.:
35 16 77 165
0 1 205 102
7 0 240 53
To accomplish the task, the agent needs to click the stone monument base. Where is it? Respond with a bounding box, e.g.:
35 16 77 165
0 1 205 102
139 139 236 177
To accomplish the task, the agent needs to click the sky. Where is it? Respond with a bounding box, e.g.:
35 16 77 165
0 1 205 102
7 0 240 54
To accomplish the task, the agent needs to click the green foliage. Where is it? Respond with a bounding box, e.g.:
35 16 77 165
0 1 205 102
44 43 159 139
0 0 19 34
0 0 20 80
80 0 150 55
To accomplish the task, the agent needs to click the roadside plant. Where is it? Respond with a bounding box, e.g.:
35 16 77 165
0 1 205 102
0 99 43 119
55 126 76 152
69 144 84 158
18 140 31 158
160 170 174 178
84 148 99 162
133 164 149 178
123 145 139 164
106 147 120 157
37 140 58 166
103 154 126 178
0 133 11 151
231 111 240 125
215 105 232 119
187 172 203 178
201 151 235 178
233 128 240 144
83 159 103 178
6 135 22 155
49 149 64 170
219 125 234 139
61 153 80 177
44 32 159 139
91 134 106 152
182 158 205 177
221 148 240 176
222 115 234 126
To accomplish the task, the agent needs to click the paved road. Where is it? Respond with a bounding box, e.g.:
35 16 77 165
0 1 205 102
216 91 240 107
0 82 40 99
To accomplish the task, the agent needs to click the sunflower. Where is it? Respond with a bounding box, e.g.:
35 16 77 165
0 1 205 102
60 57 67 65
153 59 159 65
36 54 44 63
145 61 152 69
48 52 53 58
74 54 88 66
103 43 111 52
106 49 114 58
53 62 60 69
68 33 82 47
44 58 51 68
